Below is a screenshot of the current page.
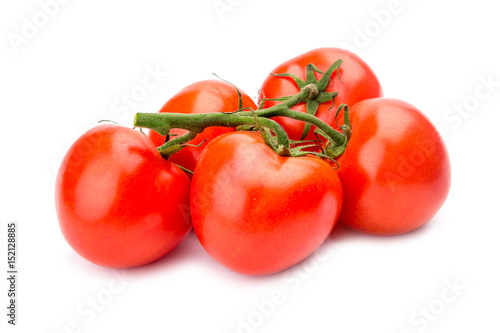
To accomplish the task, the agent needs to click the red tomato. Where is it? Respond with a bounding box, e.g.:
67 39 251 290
260 47 383 140
336 98 451 235
55 125 191 267
149 80 257 172
190 131 343 275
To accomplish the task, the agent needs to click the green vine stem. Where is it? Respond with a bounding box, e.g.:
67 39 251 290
135 112 292 157
133 60 351 160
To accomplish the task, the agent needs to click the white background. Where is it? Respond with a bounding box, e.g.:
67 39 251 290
1 0 499 332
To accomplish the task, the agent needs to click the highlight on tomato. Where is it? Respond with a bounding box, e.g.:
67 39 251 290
55 125 191 268
335 98 451 235
148 80 257 172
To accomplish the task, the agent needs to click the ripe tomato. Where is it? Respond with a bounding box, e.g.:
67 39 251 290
190 131 343 275
148 80 257 172
55 125 191 267
260 47 383 140
336 98 451 235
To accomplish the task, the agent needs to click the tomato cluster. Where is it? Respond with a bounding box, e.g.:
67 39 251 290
55 47 450 274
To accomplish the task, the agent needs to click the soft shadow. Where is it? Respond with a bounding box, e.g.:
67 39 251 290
126 230 208 276
328 223 360 242
89 218 439 280
326 219 436 247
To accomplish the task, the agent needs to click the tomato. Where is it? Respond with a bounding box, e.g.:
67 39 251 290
55 125 191 267
148 80 257 172
190 131 343 275
260 47 383 140
335 98 451 235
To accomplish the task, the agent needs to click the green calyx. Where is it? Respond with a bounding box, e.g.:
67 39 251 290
266 59 342 140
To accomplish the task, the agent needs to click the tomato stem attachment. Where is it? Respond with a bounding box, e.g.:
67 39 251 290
267 59 343 139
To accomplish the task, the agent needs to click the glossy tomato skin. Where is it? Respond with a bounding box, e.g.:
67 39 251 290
55 125 191 268
190 131 343 275
260 47 383 140
336 98 451 235
149 80 257 172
